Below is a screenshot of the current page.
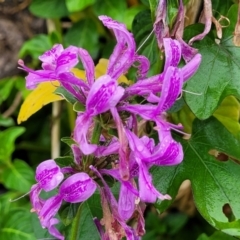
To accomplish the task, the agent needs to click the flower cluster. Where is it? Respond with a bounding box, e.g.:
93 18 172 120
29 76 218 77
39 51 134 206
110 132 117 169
19 15 201 240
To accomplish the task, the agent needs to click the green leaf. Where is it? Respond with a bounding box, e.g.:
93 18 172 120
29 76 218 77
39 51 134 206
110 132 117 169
0 116 14 127
66 0 95 12
61 136 76 147
31 214 52 239
0 191 30 216
73 101 86 112
124 6 147 30
0 209 35 240
29 0 69 18
0 127 25 162
60 202 81 226
184 5 240 119
2 159 35 192
18 34 52 60
54 86 77 104
55 156 73 168
64 18 99 59
197 231 236 240
0 78 15 104
153 117 240 236
65 201 100 240
93 0 127 23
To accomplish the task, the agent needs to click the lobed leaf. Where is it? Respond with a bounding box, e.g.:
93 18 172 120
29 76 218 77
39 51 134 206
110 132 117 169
153 117 240 236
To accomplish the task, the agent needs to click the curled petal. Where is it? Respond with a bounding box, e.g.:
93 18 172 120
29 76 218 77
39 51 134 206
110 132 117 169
30 184 45 213
36 159 64 192
145 122 183 165
99 15 136 80
136 158 171 202
134 55 150 80
71 144 82 164
39 195 63 228
39 44 64 70
163 38 181 71
60 173 97 203
74 114 97 155
48 218 64 240
154 0 169 49
178 39 199 62
78 48 95 86
156 67 183 113
189 0 212 45
181 53 202 82
86 75 124 116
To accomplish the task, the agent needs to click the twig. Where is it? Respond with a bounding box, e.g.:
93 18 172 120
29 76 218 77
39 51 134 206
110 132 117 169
2 92 22 118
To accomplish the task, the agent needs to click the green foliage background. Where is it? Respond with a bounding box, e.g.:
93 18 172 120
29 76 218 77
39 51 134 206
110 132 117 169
1 0 240 239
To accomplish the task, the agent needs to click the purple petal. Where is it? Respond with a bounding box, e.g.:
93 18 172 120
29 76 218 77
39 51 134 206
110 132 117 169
94 140 120 157
60 173 97 203
181 53 201 82
147 122 183 165
25 70 57 89
39 194 63 227
39 44 64 70
56 46 78 74
71 144 82 164
136 158 171 202
48 218 64 240
178 39 199 62
74 114 97 155
99 16 136 80
78 48 95 86
35 160 64 192
163 38 181 71
156 67 183 112
189 0 212 45
154 0 169 49
86 75 124 116
118 183 136 220
134 55 150 80
118 103 156 120
126 130 151 159
111 107 130 180
125 74 163 98
101 168 139 196
30 184 45 213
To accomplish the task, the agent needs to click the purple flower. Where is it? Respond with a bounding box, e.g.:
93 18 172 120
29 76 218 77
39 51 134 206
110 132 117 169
18 46 89 102
37 172 96 239
126 130 172 203
73 75 124 155
30 160 64 213
99 15 136 80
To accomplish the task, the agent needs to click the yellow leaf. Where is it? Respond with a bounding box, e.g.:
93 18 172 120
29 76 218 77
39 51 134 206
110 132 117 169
71 68 86 81
95 59 133 85
17 81 62 124
213 96 240 136
17 59 132 124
